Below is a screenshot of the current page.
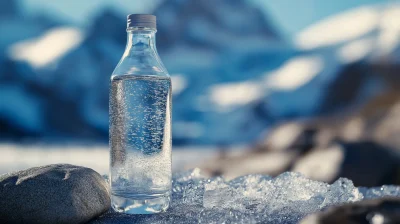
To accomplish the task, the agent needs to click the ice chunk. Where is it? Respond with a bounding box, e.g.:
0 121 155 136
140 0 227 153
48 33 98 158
320 177 363 209
203 177 233 209
92 170 400 224
171 168 205 205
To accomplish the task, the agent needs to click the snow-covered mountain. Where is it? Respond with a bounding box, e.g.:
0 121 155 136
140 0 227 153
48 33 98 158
1 0 399 145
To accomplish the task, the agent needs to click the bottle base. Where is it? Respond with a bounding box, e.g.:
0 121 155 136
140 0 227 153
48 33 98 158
111 192 170 214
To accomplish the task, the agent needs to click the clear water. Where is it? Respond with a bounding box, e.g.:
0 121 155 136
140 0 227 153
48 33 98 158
109 75 172 214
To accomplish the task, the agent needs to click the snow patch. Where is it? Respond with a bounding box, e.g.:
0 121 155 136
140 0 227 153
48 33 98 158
336 38 375 63
375 6 400 57
264 122 304 151
380 5 400 31
8 27 84 68
295 3 400 55
171 74 187 95
209 81 263 108
265 56 323 91
295 6 378 50
293 144 345 182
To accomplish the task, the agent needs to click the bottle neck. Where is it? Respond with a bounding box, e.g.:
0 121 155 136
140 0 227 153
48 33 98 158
124 27 157 56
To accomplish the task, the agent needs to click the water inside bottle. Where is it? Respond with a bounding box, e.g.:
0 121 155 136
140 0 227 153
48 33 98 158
109 75 172 214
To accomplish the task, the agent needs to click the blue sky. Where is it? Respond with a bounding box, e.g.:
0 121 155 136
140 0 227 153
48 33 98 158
21 0 161 25
21 0 384 36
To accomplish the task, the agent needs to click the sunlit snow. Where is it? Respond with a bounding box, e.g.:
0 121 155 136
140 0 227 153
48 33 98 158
263 122 304 151
296 3 400 56
375 6 400 57
293 144 345 183
209 81 263 108
171 74 187 95
8 27 84 68
209 56 323 110
295 6 378 50
336 38 375 63
265 56 323 91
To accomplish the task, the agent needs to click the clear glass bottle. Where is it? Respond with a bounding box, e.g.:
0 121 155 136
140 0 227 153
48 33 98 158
109 14 171 214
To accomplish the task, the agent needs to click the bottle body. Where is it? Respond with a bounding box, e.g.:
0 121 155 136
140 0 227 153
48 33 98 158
109 18 171 214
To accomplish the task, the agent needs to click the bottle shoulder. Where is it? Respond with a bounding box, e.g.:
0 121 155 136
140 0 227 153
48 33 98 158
111 53 169 79
111 72 170 81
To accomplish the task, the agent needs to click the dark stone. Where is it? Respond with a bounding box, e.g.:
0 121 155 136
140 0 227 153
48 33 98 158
0 164 110 224
318 62 374 115
300 197 400 224
336 141 400 187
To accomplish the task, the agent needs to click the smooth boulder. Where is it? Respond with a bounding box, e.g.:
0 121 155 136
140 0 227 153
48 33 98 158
0 164 110 224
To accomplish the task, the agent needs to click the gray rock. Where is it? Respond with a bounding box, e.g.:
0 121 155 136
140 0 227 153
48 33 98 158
300 197 400 224
0 164 110 224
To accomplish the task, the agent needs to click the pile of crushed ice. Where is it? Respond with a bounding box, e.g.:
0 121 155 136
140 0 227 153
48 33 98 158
92 169 400 224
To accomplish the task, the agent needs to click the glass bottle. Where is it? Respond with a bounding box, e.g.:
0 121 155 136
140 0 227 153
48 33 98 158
109 14 171 214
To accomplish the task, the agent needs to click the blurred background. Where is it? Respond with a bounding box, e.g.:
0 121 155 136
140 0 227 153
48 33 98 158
1 0 400 187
